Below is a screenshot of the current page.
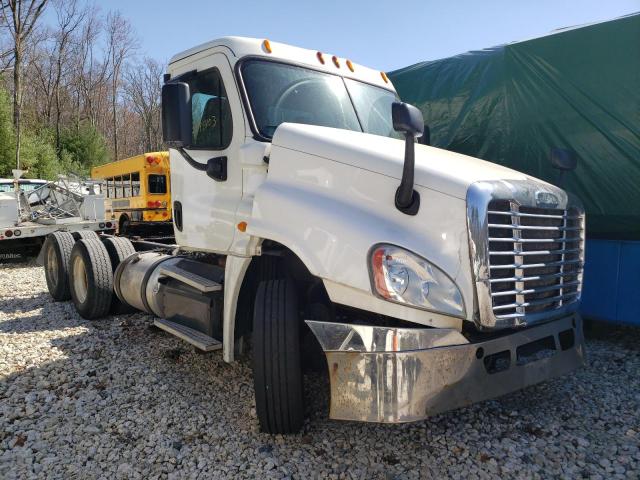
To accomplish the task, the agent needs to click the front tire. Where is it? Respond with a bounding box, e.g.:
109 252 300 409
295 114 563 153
252 279 304 434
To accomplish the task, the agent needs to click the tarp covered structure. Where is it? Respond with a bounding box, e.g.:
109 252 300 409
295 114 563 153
389 14 640 239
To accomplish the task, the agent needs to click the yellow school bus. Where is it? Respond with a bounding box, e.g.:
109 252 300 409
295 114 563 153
91 152 171 234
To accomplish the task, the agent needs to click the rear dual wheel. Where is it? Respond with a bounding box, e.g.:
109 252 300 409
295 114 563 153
102 237 136 314
43 231 75 301
69 239 114 319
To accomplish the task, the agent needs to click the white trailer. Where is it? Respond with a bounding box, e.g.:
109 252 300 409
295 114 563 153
41 37 586 434
1 173 115 256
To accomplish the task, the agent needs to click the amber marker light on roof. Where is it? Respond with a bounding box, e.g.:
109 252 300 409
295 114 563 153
380 71 389 83
346 60 355 72
262 39 272 53
237 222 247 232
332 55 340 68
316 51 325 64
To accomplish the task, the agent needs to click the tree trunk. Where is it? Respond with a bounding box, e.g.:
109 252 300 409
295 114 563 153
55 84 61 152
145 118 151 152
112 73 118 160
13 45 22 170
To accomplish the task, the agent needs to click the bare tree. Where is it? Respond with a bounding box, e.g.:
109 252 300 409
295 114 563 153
104 10 137 160
73 6 107 130
28 27 56 123
124 57 163 152
1 0 49 169
52 0 85 152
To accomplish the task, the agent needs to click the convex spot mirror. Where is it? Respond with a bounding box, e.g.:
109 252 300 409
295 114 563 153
162 82 192 148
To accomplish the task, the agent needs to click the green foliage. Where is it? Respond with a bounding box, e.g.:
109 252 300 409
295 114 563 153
59 123 111 175
0 84 112 179
20 130 61 180
0 88 15 177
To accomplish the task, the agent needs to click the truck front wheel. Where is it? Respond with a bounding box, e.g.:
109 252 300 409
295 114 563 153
252 279 304 434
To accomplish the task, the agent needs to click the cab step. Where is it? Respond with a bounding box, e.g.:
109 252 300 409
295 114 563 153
159 263 222 293
154 318 222 351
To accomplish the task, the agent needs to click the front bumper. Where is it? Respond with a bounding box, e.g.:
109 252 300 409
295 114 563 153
306 314 584 423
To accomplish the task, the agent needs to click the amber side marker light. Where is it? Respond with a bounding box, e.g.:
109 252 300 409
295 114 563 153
263 39 272 53
380 71 389 83
237 221 247 232
346 59 355 72
316 51 325 64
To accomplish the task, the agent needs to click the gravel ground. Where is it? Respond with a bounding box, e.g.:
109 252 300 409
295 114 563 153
1 261 639 479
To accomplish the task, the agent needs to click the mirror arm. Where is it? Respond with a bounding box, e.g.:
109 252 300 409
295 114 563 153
177 147 206 171
395 133 420 215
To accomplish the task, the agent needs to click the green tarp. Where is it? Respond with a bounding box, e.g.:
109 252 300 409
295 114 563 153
389 14 640 239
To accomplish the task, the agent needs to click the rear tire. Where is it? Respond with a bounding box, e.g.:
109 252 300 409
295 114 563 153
102 237 136 314
252 279 304 434
43 231 75 301
68 239 113 319
72 230 99 241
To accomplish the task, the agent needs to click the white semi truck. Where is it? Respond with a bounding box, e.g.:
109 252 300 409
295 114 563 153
41 37 586 434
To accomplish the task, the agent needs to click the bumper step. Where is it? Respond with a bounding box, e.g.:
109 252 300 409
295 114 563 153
159 263 222 292
154 318 222 351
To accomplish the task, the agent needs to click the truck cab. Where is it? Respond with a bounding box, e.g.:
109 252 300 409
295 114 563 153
47 37 586 434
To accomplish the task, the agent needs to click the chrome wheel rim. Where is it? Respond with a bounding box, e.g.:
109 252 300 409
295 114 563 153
47 244 58 288
72 255 88 303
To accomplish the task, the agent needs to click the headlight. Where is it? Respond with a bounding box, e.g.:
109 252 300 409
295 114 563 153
369 244 465 317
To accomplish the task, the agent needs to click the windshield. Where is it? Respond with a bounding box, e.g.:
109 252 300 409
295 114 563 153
241 60 401 140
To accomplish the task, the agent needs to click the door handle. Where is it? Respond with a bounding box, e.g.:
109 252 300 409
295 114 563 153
206 156 227 181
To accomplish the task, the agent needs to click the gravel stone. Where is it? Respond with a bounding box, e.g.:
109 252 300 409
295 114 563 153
1 261 639 479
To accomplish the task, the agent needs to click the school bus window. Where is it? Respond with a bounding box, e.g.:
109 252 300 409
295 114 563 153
123 173 131 197
131 172 140 196
114 175 122 198
149 174 167 194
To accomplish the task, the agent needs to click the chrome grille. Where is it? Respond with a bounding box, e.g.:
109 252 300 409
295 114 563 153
486 200 584 321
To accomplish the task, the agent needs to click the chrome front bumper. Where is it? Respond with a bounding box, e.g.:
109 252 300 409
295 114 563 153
306 314 584 423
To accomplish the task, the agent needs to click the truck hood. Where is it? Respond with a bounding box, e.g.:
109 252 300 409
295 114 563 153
272 123 534 199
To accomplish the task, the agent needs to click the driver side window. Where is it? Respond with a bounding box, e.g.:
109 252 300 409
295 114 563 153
188 68 233 149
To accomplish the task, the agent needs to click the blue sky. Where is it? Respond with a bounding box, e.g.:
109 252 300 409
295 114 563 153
47 0 638 71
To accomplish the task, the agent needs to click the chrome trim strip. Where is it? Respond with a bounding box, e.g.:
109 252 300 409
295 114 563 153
492 292 579 311
487 223 581 231
488 210 581 220
490 280 580 297
489 271 582 283
489 248 580 256
489 259 583 270
488 236 582 243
